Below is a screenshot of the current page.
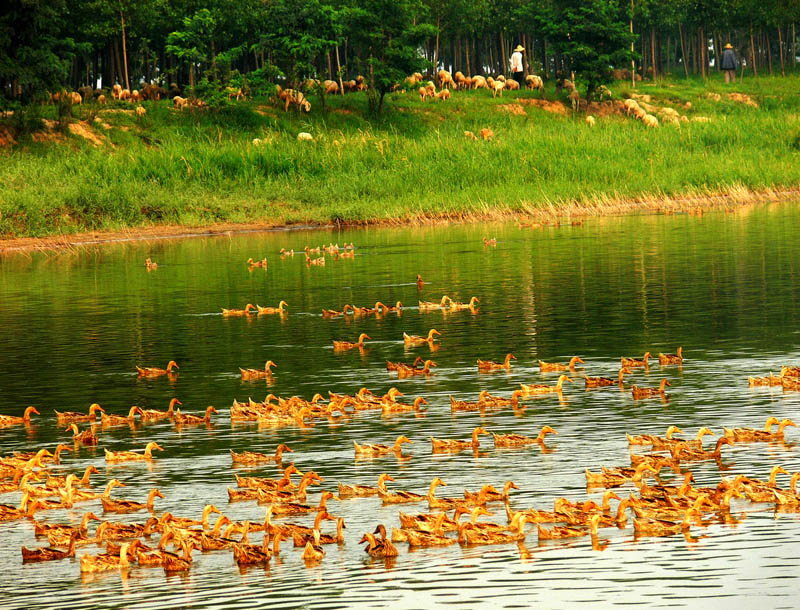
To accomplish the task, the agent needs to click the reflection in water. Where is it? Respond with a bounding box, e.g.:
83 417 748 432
1 202 800 608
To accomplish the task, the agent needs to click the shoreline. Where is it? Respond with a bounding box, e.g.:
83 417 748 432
1 185 798 255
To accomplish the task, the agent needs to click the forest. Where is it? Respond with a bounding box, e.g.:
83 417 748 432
2 0 800 108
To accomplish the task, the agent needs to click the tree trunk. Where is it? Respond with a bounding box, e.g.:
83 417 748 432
500 30 508 75
434 16 440 71
630 1 636 88
651 26 657 81
113 41 123 86
750 23 758 76
543 39 548 78
335 46 343 95
766 30 773 75
466 36 471 76
793 23 796 68
119 4 130 91
778 26 785 76
678 23 688 78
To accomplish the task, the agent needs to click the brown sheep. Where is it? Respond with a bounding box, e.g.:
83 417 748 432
173 95 188 110
479 128 494 141
418 86 428 102
405 72 423 86
438 69 455 89
135 105 146 117
131 90 142 102
496 74 506 82
279 88 311 112
119 89 131 101
323 80 339 95
70 91 82 105
97 94 107 104
454 71 466 89
471 75 488 89
585 115 596 127
112 84 122 100
356 75 367 91
491 80 505 98
346 79 357 92
568 89 580 111
631 105 647 120
556 78 576 94
435 89 451 101
464 76 473 89
226 87 245 101
623 98 640 116
464 130 477 140
505 79 519 91
525 75 545 92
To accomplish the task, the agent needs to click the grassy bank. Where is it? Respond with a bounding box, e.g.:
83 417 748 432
1 74 800 238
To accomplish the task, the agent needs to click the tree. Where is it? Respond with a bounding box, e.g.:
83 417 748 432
166 8 217 88
346 0 435 114
539 0 635 98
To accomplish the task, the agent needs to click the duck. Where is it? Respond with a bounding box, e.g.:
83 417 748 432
427 478 475 510
398 508 467 533
765 418 797 441
658 347 683 365
339 473 393 499
379 476 428 505
669 438 732 462
584 369 628 388
539 356 584 372
632 508 699 538
492 426 557 448
626 425 682 446
333 333 370 350
631 379 671 399
145 258 158 270
431 427 489 453
306 254 326 266
748 373 783 387
344 304 375 317
256 301 288 315
461 512 535 545
94 517 159 541
0 471 37 494
322 308 345 318
478 353 516 372
302 529 326 562
518 374 571 396
396 360 436 378
33 511 100 540
65 423 99 446
621 352 651 368
162 505 221 530
537 513 601 541
54 403 105 424
105 441 164 463
0 493 37 521
255 472 322 504
741 465 790 502
585 463 658 488
387 356 424 372
136 532 193 568
247 257 268 269
477 390 523 408
416 274 424 290
232 522 273 566
360 531 399 557
723 417 783 443
140 398 181 421
448 296 480 312
375 301 403 314
230 444 293 465
392 514 455 546
464 480 519 504
136 360 179 376
381 396 428 415
418 296 451 312
305 245 322 256
174 406 217 425
403 329 441 346
0 406 39 427
483 237 497 247
455 507 505 535
222 304 256 316
354 436 413 457
235 464 301 491
279 248 294 257
100 406 144 427
781 366 800 378
769 473 800 505
102 488 164 514
240 361 277 380
42 514 103 548
293 517 346 546
58 474 106 503
79 541 137 573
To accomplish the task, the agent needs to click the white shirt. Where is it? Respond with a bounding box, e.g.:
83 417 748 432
510 51 523 73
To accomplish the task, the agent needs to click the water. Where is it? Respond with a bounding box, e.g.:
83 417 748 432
1 202 800 609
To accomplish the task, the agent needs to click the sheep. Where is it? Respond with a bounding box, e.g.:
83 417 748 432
662 115 680 127
691 116 711 123
464 130 477 140
119 89 131 101
346 79 357 92
135 105 146 117
438 69 455 90
173 95 188 110
418 86 428 102
70 91 82 105
130 90 142 102
78 86 94 101
486 76 495 88
297 132 314 142
464 76 473 89
642 114 659 128
252 138 263 146
659 107 680 119
97 94 106 105
112 84 122 100
323 80 339 95
141 83 166 101
631 105 647 120
435 89 451 101
556 78 575 94
491 80 505 98
525 74 544 92
597 85 612 100
279 88 311 112
405 72 423 86
454 71 466 89
479 128 494 141
505 79 519 91
568 89 580 111
623 98 641 116
305 78 320 91
356 75 367 91
585 115 596 127
226 87 245 101
471 75 488 89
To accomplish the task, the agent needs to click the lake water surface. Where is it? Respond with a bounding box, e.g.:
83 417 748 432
1 202 800 609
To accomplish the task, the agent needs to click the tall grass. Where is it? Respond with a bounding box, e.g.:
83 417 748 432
2 74 800 237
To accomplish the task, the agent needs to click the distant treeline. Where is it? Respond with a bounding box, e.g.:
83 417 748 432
2 0 799 102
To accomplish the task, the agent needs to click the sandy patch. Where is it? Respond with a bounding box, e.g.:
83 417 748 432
68 121 105 146
497 104 526 116
518 98 568 115
0 125 16 148
728 93 758 108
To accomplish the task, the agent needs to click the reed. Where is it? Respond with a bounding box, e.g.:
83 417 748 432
2 74 799 238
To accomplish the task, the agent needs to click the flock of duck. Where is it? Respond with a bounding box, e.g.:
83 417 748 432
2 245 799 579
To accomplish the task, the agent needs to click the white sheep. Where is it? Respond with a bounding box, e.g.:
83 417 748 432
642 114 659 128
491 80 505 98
297 132 314 142
112 84 122 100
525 75 544 92
323 80 339 95
70 91 82 105
435 89 451 101
585 115 596 127
438 69 455 89
135 105 146 117
173 96 188 110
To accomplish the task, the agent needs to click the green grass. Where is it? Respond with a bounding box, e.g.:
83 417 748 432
2 73 800 237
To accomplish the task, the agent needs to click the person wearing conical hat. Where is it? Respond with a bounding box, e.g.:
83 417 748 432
510 44 525 88
720 43 739 84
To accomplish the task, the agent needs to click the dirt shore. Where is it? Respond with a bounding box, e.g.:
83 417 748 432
1 186 798 255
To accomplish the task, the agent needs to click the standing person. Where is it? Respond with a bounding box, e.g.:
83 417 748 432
510 45 525 89
721 43 738 84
